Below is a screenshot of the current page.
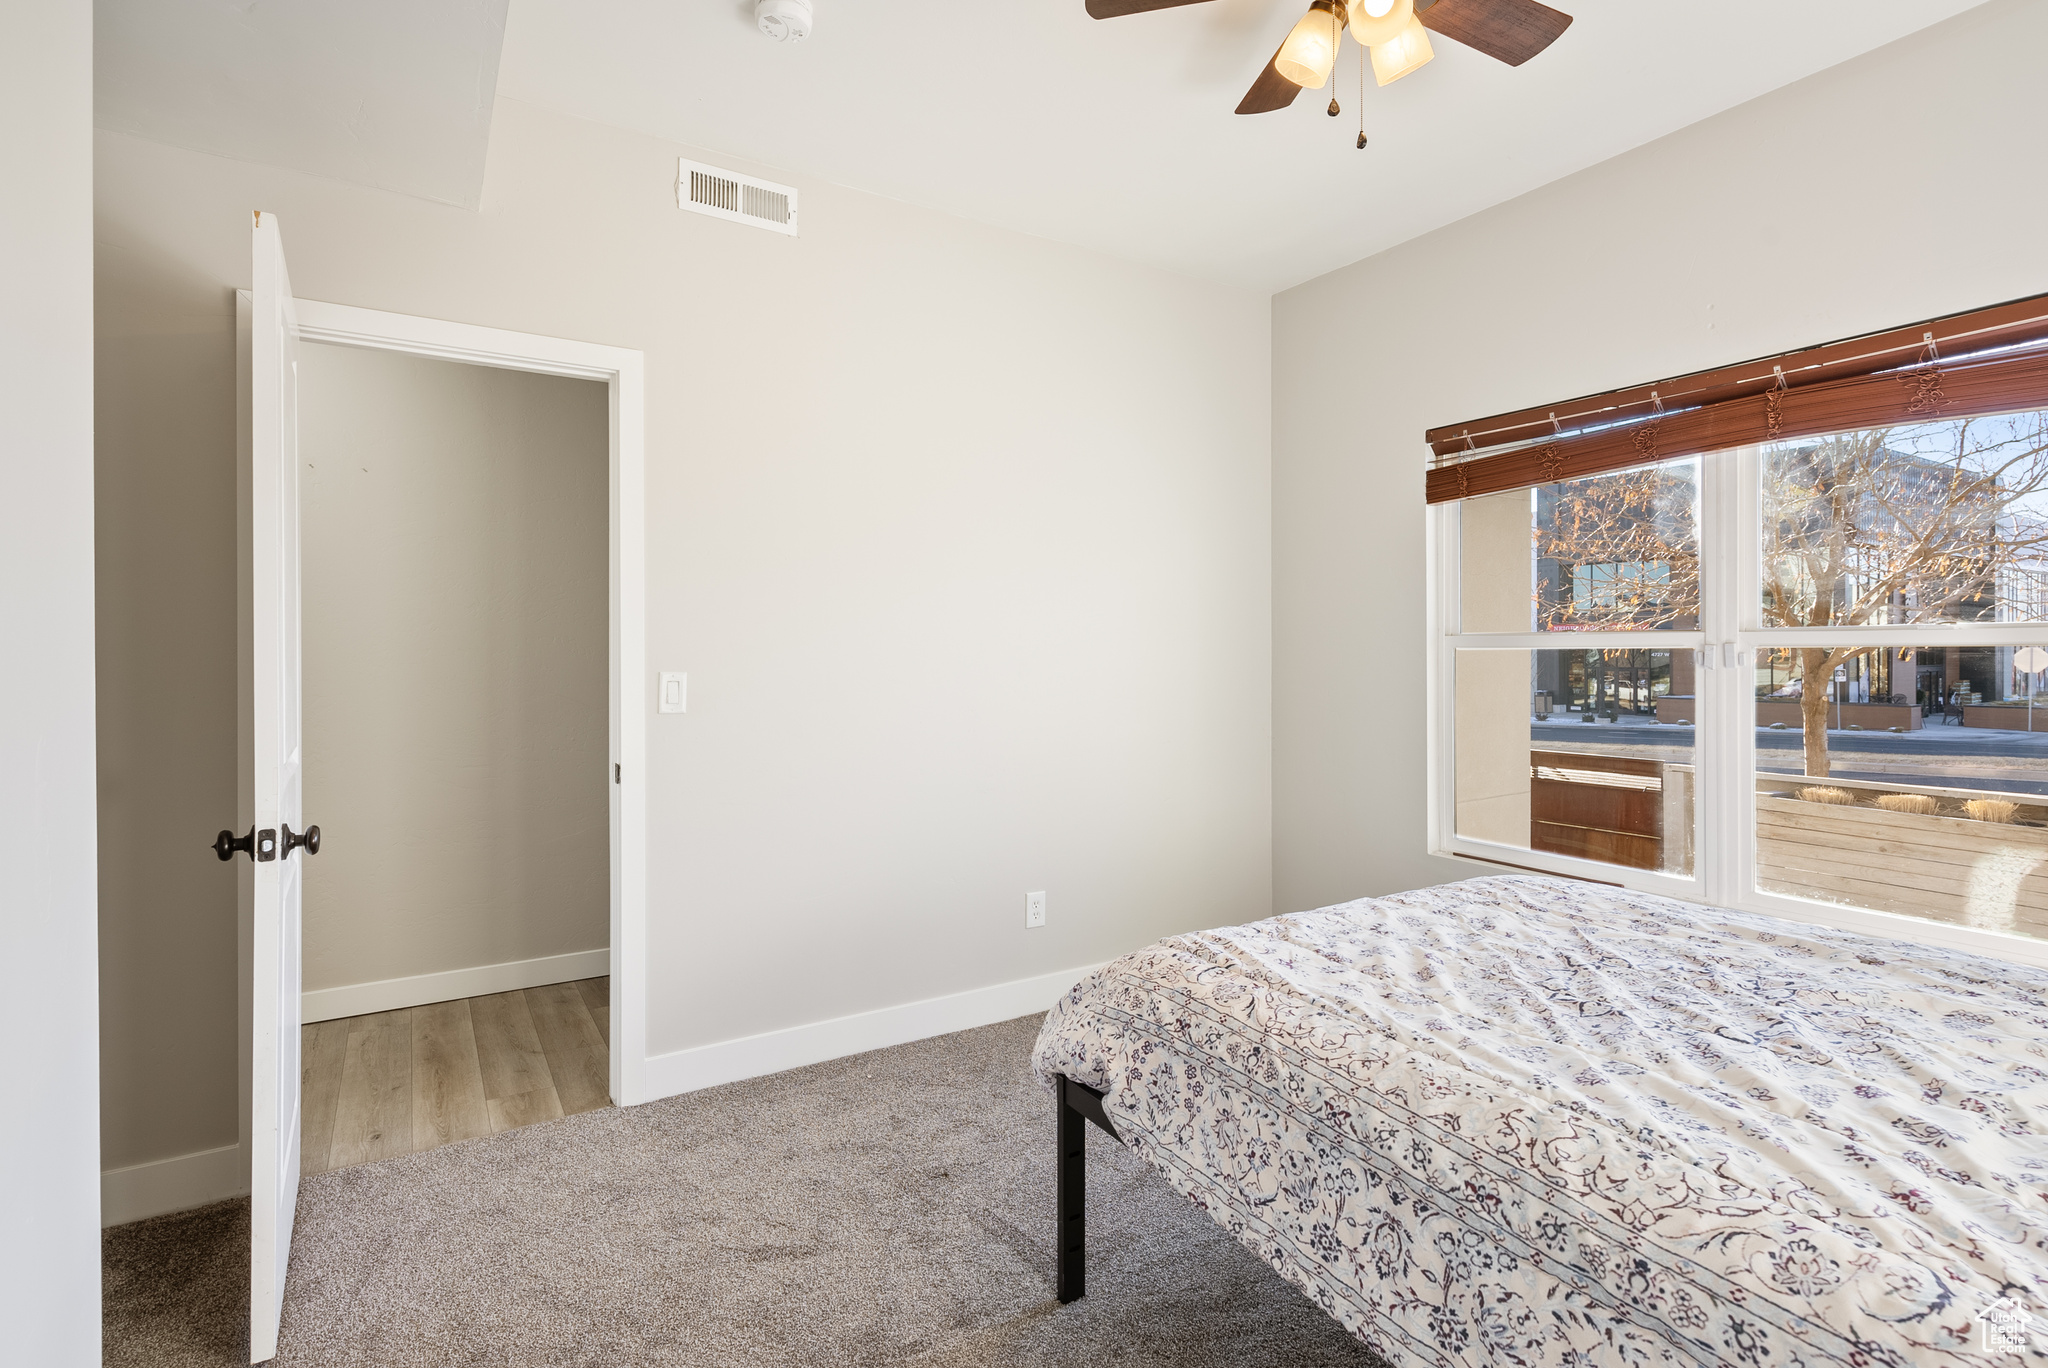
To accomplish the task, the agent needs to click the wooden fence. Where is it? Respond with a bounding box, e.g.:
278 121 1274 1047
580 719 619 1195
1757 792 2048 939
1530 751 1691 874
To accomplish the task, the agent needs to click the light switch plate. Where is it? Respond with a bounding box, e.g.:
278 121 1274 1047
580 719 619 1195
658 671 687 714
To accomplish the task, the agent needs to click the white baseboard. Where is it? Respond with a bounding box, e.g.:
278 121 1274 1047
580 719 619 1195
641 961 1105 1102
102 1143 248 1228
301 947 610 1023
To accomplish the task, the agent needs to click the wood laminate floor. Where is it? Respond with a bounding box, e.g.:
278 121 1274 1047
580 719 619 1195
301 977 610 1175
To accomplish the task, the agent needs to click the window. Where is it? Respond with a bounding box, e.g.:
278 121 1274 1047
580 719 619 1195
1571 561 1671 616
1433 410 2048 965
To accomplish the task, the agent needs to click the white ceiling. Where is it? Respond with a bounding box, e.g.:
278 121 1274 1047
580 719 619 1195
496 0 1987 290
93 0 1988 289
96 0 508 209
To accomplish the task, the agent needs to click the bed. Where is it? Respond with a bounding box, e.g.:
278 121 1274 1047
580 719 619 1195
1033 875 2048 1367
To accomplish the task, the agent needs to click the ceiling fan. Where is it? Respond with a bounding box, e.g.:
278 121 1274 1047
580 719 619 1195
1086 0 1571 119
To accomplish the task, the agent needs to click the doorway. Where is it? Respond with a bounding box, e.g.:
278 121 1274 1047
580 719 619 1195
294 336 613 1168
284 298 650 1115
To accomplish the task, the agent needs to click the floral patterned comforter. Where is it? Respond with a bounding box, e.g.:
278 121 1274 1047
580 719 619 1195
1033 876 2048 1368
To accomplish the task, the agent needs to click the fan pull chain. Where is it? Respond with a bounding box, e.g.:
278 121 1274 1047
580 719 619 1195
1356 37 1368 148
1327 5 1341 116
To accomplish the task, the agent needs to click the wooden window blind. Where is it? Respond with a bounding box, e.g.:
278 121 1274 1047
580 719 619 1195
1423 291 2048 504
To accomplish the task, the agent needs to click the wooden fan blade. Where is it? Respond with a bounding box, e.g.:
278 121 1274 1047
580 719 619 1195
1085 0 1214 18
1415 0 1571 65
1235 44 1303 115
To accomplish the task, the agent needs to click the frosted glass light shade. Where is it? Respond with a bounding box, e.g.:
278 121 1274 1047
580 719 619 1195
1274 3 1342 89
1370 15 1434 85
1349 0 1412 50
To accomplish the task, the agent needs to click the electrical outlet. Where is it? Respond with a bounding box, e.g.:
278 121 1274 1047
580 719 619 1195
1025 891 1046 928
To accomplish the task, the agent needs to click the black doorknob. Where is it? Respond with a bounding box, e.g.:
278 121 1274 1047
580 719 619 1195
213 828 255 862
282 822 321 857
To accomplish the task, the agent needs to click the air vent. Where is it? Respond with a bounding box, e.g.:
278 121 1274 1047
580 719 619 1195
677 158 799 236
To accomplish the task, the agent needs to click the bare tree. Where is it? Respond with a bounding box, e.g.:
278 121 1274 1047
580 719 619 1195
1759 415 2048 774
1535 463 1700 632
1530 465 1699 725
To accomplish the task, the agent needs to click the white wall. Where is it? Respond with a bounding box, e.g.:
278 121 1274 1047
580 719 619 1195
2 0 102 1359
1272 0 2048 914
299 344 609 1005
95 97 1272 1184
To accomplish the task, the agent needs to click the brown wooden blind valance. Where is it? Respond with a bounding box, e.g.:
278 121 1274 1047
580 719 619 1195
1423 291 2048 505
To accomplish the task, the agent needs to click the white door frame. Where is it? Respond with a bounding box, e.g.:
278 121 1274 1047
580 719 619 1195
291 298 651 1105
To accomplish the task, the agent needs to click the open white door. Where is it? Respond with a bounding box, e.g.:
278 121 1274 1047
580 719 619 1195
243 210 314 1363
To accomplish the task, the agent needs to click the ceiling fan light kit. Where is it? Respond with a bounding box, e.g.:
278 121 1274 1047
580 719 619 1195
1274 0 1345 90
1347 0 1413 50
1369 16 1434 85
1091 0 1571 137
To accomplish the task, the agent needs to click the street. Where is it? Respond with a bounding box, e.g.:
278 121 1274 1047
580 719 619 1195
1529 716 2048 795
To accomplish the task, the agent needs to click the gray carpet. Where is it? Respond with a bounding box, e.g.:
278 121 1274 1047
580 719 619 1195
104 1014 1387 1367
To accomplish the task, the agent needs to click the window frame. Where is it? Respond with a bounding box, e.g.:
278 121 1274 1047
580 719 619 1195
1429 441 2048 971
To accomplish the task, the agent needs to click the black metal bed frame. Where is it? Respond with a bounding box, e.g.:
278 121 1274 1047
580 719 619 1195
1054 1074 1120 1303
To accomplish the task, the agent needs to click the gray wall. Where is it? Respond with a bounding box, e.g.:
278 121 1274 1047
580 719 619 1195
299 344 608 997
1272 0 2048 915
2 0 101 1358
95 97 1274 1175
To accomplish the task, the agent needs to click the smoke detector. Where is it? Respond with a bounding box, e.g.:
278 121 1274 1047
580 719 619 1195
756 0 811 42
